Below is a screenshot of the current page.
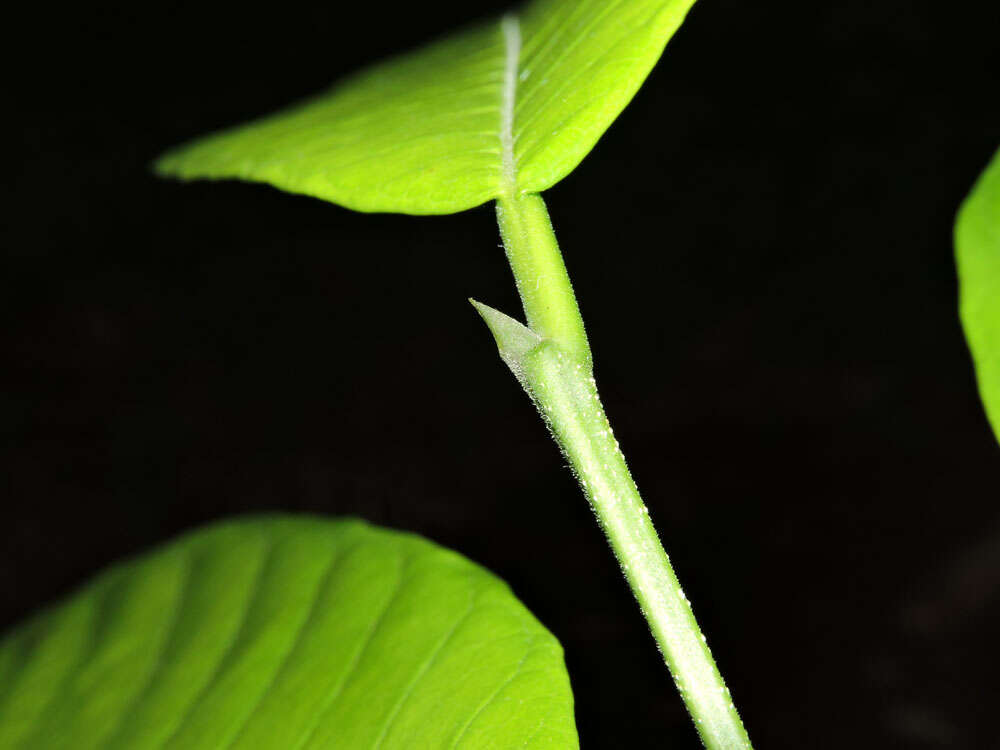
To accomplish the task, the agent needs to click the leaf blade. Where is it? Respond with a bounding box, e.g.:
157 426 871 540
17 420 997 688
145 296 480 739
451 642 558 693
155 0 697 214
514 0 695 193
0 516 578 750
155 21 505 214
956 147 1000 443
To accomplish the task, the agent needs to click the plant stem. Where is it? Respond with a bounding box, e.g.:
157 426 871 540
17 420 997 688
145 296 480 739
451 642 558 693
496 193 591 367
488 192 753 750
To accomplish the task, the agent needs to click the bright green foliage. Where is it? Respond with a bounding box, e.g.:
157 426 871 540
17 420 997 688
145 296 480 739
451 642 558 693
956 148 1000 443
0 516 577 749
155 0 697 214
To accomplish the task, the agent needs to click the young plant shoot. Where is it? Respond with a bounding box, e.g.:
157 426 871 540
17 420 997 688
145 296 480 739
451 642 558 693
152 0 753 747
4 0 998 744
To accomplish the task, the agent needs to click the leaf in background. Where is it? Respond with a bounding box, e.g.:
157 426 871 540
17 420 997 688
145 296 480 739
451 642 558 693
956 148 1000 444
0 516 577 749
155 0 697 214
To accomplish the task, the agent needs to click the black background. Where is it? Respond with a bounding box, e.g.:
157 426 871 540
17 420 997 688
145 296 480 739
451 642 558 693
4 0 1000 747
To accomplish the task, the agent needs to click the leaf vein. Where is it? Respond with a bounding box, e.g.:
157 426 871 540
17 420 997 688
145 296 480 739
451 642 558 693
447 632 543 750
289 550 412 750
220 539 350 750
155 528 276 750
97 550 195 747
371 572 481 749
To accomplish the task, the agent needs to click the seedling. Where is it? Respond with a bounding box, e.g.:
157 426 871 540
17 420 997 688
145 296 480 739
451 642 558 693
156 0 754 746
142 0 740 743
4 0 998 745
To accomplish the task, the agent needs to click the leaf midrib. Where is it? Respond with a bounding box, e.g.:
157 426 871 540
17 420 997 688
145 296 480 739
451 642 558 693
499 14 521 196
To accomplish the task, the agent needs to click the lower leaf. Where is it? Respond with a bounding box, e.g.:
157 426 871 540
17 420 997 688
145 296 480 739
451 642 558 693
0 515 577 749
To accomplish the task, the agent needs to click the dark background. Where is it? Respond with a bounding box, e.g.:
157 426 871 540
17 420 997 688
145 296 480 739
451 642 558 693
4 0 999 747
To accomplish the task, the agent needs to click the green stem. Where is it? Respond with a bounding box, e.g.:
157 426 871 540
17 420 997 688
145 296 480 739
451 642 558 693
496 193 591 367
486 192 753 750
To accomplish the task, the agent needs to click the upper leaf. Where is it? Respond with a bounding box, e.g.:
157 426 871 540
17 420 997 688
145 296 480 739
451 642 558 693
956 147 1000 444
154 0 697 214
0 515 578 749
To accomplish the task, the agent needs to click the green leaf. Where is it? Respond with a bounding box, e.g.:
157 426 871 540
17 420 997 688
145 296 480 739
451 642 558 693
155 0 697 214
0 515 577 749
956 147 1000 444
